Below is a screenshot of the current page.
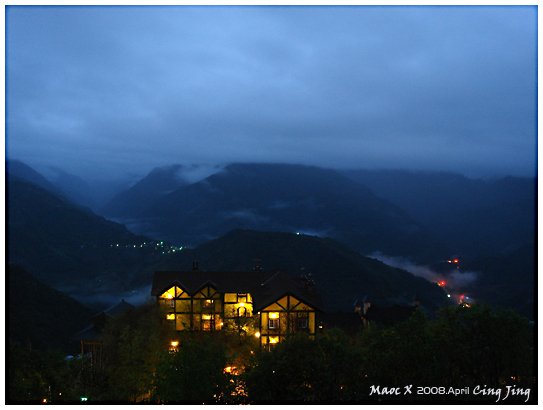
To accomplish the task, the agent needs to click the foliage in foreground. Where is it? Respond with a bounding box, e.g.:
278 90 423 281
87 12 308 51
8 303 534 403
245 305 534 402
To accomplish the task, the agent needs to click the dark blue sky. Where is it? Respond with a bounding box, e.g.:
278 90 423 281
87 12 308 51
6 6 537 181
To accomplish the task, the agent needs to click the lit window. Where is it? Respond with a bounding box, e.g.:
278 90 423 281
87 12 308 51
238 307 247 317
204 299 214 308
161 286 181 300
269 337 279 344
238 293 247 302
269 312 279 329
166 299 175 308
166 313 175 321
202 314 214 331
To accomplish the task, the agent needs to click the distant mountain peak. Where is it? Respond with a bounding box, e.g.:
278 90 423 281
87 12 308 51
7 159 64 196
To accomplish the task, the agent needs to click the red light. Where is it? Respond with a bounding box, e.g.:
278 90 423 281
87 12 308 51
453 259 459 264
440 281 445 286
460 295 465 299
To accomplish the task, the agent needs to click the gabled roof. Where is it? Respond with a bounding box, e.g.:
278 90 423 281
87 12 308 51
252 271 324 312
70 323 101 342
151 270 276 296
151 270 324 312
71 300 134 342
92 299 134 320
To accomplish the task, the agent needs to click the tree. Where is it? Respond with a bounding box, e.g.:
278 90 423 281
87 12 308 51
151 335 229 403
245 330 364 402
430 303 534 390
100 301 174 401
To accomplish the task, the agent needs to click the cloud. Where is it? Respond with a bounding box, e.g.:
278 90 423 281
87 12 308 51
221 209 270 225
174 164 226 185
69 285 154 311
6 6 537 180
369 252 478 293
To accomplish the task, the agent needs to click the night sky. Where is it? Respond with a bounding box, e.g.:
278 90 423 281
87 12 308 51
6 6 537 181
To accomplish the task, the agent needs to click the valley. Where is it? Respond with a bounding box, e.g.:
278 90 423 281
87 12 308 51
7 160 535 321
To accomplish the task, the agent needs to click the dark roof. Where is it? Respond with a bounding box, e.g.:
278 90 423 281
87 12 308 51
151 270 324 312
253 271 324 312
70 323 102 342
363 304 417 326
92 299 134 320
71 300 134 342
151 270 275 296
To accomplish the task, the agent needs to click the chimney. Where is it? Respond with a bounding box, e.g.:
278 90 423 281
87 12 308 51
253 259 262 272
192 261 199 271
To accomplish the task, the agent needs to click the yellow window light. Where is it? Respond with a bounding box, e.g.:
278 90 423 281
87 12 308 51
239 302 245 307
203 315 211 320
171 341 179 347
255 332 261 338
166 314 175 320
269 312 279 319
270 337 279 344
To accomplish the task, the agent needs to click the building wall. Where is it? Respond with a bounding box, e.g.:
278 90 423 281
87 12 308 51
158 285 255 334
157 286 317 347
259 295 316 348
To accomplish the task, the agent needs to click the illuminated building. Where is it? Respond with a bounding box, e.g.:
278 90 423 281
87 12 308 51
151 262 324 349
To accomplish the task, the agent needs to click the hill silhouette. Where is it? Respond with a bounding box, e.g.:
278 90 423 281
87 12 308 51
137 229 449 314
139 163 449 262
7 177 162 299
8 265 97 353
342 169 536 258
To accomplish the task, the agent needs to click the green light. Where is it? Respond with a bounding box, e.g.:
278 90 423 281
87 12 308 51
81 397 88 401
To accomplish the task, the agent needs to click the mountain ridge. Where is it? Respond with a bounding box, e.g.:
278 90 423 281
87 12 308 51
136 163 450 262
139 228 449 314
